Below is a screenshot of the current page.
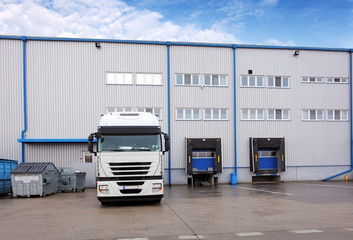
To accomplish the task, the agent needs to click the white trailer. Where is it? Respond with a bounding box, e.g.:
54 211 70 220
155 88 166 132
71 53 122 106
88 112 170 204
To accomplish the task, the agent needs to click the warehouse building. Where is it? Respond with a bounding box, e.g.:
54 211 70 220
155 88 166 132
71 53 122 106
1 36 352 186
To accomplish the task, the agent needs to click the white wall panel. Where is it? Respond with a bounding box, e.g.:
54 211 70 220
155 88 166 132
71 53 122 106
170 46 235 170
0 39 23 161
236 48 350 171
25 41 168 139
25 143 88 167
2 37 351 183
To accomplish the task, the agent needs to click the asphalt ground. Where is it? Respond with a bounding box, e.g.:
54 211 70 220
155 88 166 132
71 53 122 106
1 181 353 240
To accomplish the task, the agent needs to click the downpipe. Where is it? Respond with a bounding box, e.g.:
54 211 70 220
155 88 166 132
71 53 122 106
323 50 353 181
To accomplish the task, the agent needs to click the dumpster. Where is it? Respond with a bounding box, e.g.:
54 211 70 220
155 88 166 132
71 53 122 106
58 168 86 192
11 162 59 197
0 159 18 195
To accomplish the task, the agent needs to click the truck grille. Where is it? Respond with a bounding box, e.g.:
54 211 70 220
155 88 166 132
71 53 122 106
116 182 144 186
109 162 151 176
120 189 142 194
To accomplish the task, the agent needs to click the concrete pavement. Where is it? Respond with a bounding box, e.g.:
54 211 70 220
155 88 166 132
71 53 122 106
1 182 353 240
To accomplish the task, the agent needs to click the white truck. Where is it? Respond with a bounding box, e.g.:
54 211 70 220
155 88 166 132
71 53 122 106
88 112 170 205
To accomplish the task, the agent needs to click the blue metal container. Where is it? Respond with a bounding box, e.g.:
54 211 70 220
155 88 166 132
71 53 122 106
0 159 18 195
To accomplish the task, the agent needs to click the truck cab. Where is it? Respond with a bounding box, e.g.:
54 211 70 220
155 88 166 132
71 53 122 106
88 112 170 204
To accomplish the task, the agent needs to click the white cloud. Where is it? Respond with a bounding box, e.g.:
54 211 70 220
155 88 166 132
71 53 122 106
0 0 239 43
265 39 296 46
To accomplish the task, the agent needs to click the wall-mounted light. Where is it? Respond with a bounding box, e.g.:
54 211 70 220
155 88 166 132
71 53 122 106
294 50 300 56
95 42 101 48
248 70 253 75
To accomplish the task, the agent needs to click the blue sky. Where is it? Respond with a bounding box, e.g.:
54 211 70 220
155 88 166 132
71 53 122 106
0 0 352 48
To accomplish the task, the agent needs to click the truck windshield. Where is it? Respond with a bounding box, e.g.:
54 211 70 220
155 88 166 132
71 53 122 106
98 135 161 152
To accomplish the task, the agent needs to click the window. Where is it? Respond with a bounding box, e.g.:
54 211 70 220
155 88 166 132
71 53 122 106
136 73 162 85
268 109 290 120
106 72 133 85
136 108 162 120
107 107 132 113
302 77 324 83
204 109 228 120
176 108 200 120
98 135 161 152
107 107 162 119
326 77 349 84
327 110 349 121
241 109 264 120
241 76 264 87
302 109 324 121
267 76 289 88
175 74 200 86
204 75 227 86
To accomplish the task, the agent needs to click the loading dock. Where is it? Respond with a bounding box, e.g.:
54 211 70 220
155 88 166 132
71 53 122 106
186 138 222 185
250 137 285 182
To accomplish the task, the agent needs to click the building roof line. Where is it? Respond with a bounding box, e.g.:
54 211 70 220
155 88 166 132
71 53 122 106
0 35 352 52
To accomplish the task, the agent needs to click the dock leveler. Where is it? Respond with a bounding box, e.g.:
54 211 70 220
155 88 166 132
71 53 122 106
186 138 222 185
250 137 285 182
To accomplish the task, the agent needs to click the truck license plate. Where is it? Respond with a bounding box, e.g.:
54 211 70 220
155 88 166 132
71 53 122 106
123 186 138 190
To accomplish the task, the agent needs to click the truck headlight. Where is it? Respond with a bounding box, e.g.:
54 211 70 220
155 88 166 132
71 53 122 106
99 185 109 193
152 183 162 192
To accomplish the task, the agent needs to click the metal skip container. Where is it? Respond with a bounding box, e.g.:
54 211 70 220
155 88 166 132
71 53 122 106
58 168 86 192
0 159 18 195
11 162 59 197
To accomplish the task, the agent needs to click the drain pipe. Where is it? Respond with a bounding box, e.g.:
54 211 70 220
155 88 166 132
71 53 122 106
323 49 353 181
166 42 172 185
231 44 238 185
20 36 28 163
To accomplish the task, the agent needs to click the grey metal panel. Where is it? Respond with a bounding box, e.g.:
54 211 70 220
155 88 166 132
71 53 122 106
236 48 350 169
170 46 235 169
0 39 23 161
25 41 168 139
25 143 88 168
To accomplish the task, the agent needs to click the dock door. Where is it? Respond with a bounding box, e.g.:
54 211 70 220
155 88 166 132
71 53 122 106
250 137 285 182
186 138 222 185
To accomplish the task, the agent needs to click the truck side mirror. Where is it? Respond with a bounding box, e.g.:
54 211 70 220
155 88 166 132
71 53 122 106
164 134 170 152
88 134 94 153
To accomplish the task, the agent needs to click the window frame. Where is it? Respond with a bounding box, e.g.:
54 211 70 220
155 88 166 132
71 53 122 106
241 109 265 121
204 108 229 121
301 77 324 84
326 77 349 84
176 108 201 120
106 72 133 85
327 109 349 121
203 74 228 87
240 75 265 88
136 73 162 85
302 109 324 121
267 109 290 121
175 74 200 86
267 76 290 88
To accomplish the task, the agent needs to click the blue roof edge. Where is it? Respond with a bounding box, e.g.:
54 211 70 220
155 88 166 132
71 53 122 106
0 35 351 52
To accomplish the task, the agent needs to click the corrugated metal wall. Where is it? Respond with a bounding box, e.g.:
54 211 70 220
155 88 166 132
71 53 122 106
25 41 168 138
25 143 88 167
170 46 235 175
236 48 350 173
24 40 169 167
0 39 23 161
1 38 351 183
